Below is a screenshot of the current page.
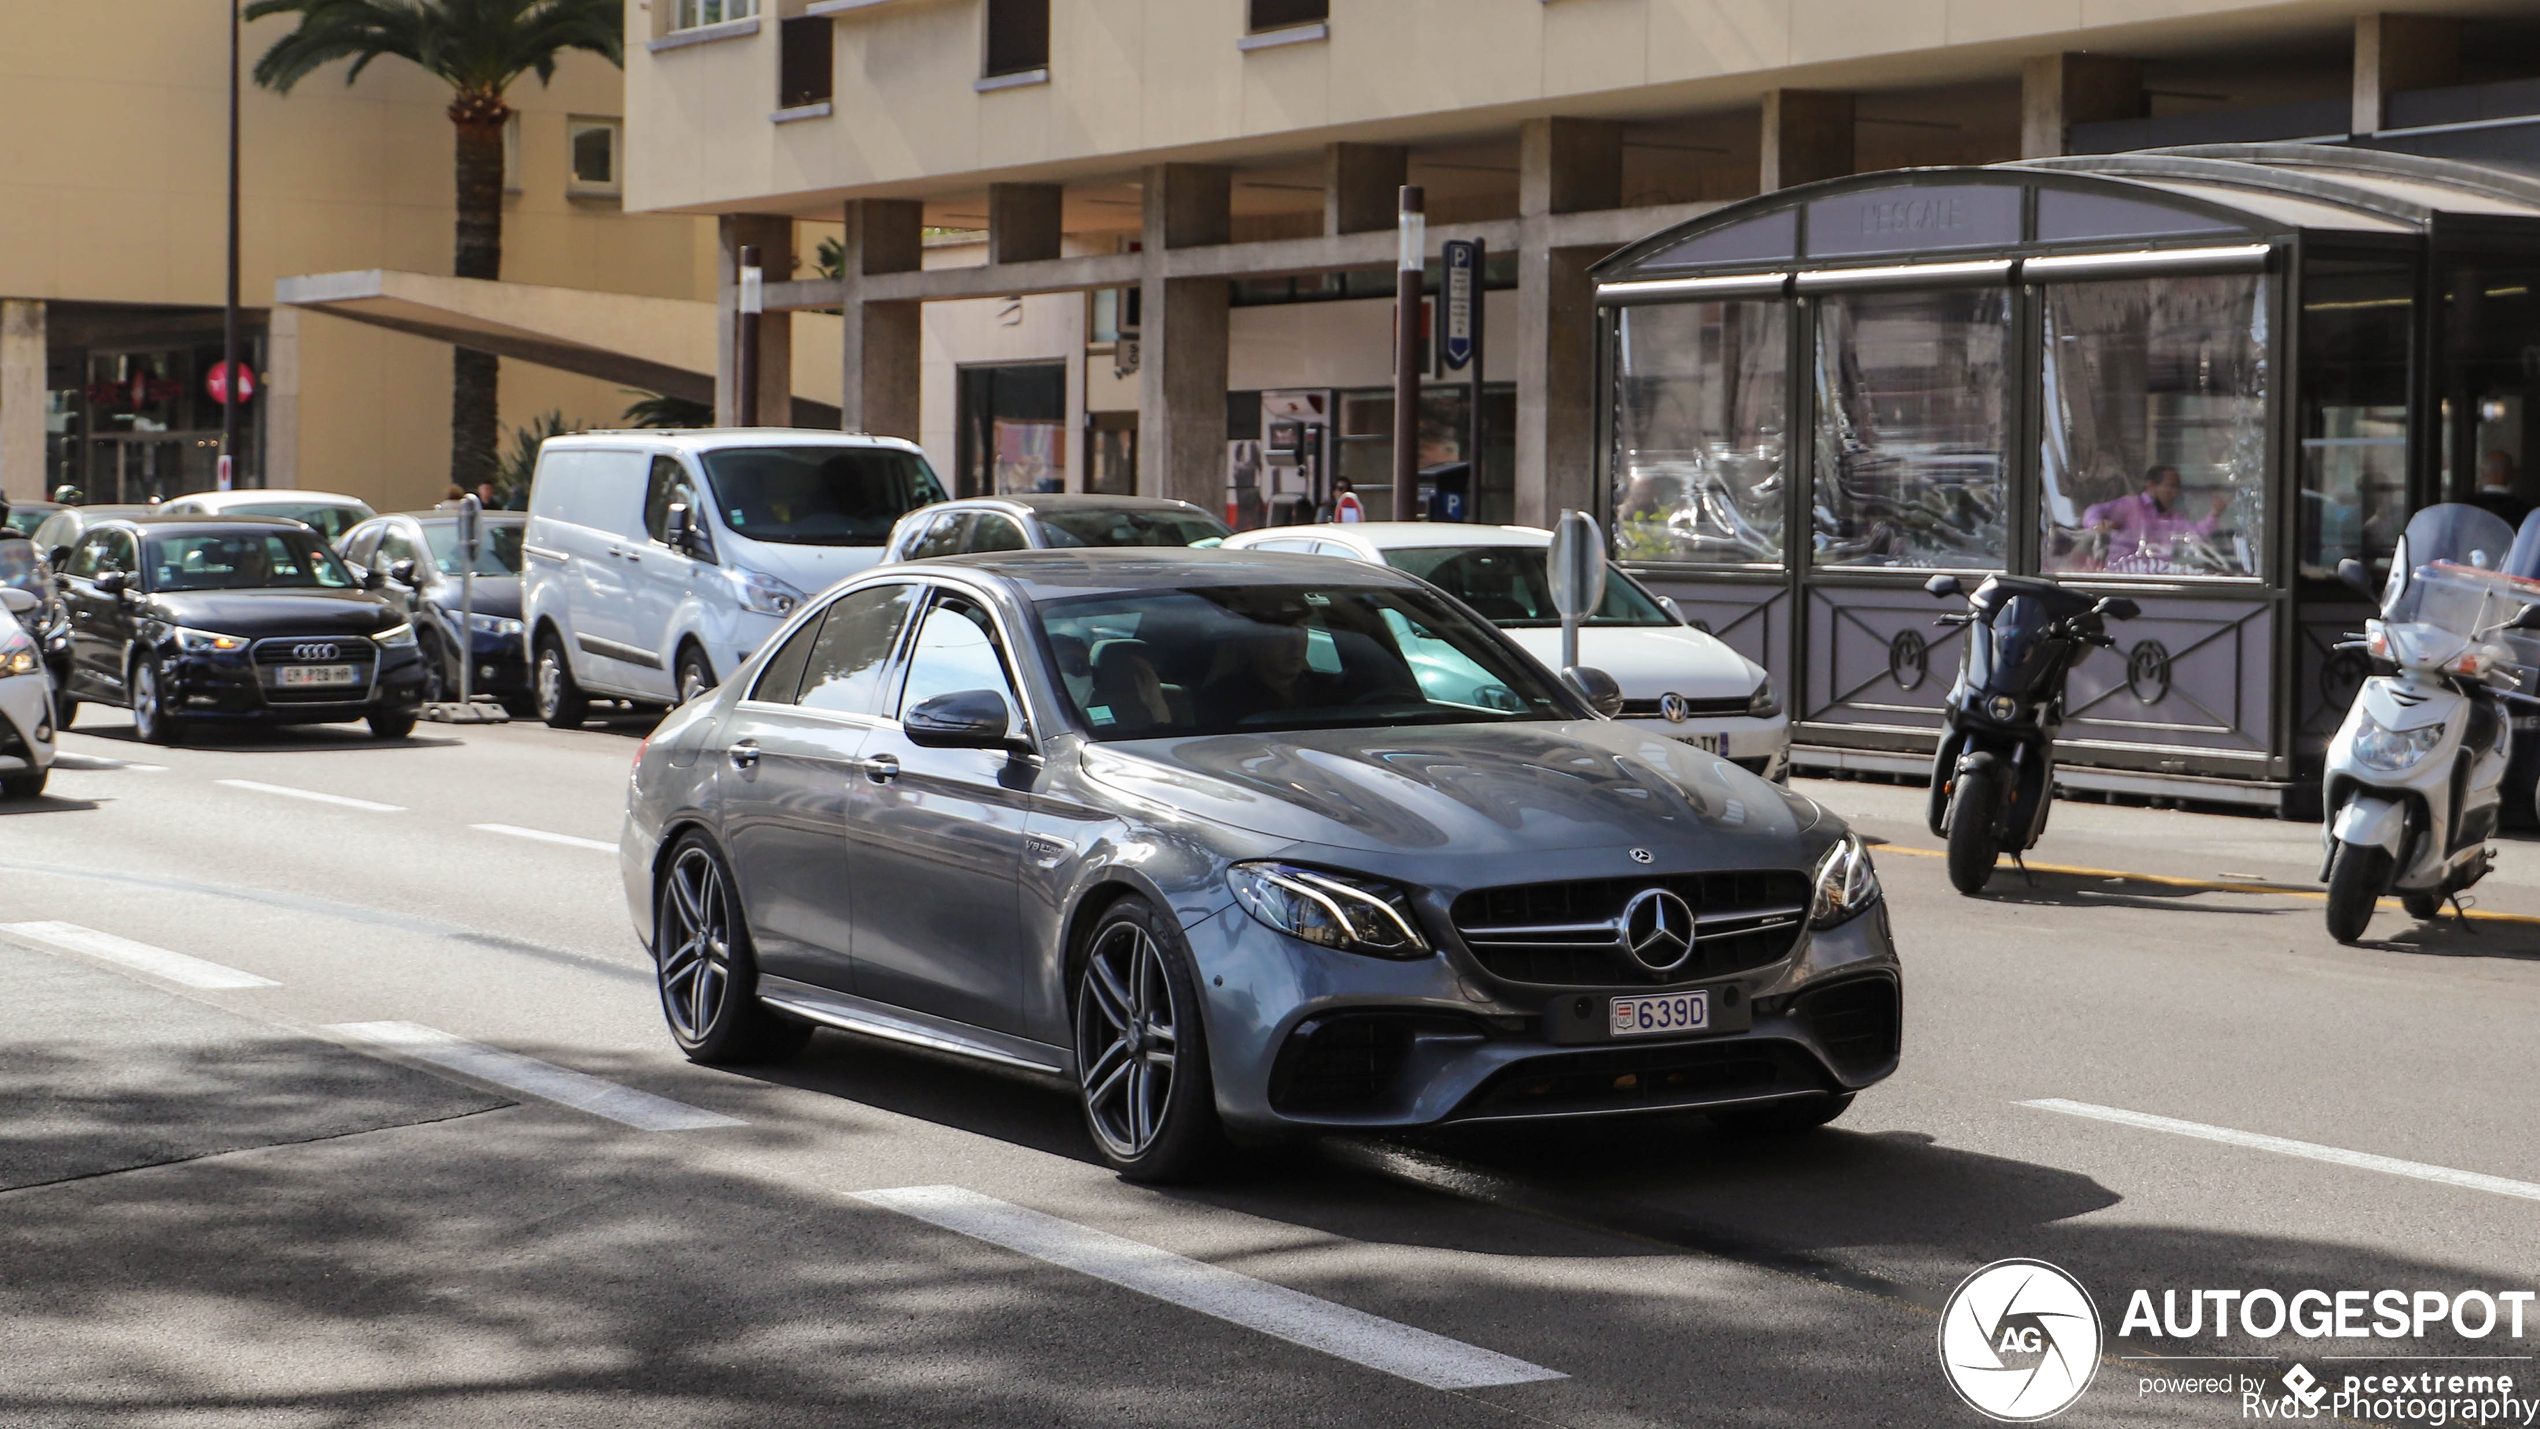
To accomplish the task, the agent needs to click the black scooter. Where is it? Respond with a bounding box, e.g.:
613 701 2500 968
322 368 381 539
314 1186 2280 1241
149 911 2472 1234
1921 573 2139 894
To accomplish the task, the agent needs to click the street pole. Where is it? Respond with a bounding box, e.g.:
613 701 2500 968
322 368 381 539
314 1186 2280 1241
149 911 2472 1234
456 494 480 708
220 0 241 490
1391 186 1423 522
735 244 763 427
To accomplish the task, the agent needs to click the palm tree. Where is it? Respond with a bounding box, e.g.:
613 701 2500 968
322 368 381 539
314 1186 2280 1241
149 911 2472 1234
248 0 622 488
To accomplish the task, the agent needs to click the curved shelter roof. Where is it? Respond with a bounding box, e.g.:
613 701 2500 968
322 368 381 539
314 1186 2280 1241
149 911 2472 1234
1592 143 2540 290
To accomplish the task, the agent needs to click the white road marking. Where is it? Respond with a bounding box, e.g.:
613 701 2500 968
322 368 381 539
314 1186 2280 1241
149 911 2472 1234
851 1185 1565 1390
328 1021 742 1131
49 753 166 772
2 920 277 989
216 779 404 812
2023 1098 2540 1203
472 823 617 853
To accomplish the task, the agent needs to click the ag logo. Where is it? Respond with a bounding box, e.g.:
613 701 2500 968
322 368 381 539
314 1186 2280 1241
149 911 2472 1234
1938 1259 2101 1422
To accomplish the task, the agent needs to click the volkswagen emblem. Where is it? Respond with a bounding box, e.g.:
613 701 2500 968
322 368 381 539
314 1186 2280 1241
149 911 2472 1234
291 642 339 661
1628 847 1655 864
1620 888 1696 972
1658 692 1690 723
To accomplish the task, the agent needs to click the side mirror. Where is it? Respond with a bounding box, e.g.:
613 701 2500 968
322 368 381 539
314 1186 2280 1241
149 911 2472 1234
0 587 36 616
388 558 420 588
2511 604 2540 632
47 546 69 571
904 689 1018 749
2096 596 2141 622
93 571 129 596
1924 574 1962 599
1657 595 1686 623
1562 665 1625 718
360 565 387 591
2335 557 2377 599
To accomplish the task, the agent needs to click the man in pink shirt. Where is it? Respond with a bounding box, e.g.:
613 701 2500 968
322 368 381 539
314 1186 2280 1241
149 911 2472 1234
2083 465 2228 573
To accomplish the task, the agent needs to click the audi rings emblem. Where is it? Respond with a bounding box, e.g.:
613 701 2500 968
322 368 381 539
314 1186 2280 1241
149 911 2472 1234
1620 888 1696 972
291 642 340 662
1659 692 1690 723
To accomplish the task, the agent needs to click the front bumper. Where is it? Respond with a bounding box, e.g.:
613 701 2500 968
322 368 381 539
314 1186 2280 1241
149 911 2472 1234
156 642 427 723
0 672 55 776
1191 894 1899 1136
1616 712 1791 781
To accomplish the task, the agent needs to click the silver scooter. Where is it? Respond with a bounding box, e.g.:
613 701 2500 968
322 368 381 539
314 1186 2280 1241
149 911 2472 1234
2320 503 2540 943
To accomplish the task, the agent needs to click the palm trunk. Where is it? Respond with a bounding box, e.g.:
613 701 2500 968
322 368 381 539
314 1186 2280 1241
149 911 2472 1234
449 93 509 487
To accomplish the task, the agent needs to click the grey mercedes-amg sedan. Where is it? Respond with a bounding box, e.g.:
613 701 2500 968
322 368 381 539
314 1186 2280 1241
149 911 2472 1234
622 548 1899 1181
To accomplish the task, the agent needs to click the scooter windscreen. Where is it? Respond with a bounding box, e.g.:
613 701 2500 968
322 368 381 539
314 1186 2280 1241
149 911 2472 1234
2379 504 2530 672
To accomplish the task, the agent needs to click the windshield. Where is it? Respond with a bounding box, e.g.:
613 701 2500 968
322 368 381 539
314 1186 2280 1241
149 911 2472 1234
221 501 375 543
0 541 39 591
1380 545 1674 628
1038 507 1231 548
4 507 50 538
699 446 947 547
144 531 355 591
422 520 525 575
1038 582 1577 740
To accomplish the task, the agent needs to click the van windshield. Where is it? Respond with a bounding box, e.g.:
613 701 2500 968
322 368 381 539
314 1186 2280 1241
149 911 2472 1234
698 446 947 547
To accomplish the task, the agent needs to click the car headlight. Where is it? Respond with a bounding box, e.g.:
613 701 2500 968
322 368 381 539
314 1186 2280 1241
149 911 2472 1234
371 622 418 648
1747 681 1781 719
1227 861 1430 959
461 612 524 637
0 626 35 677
1809 831 1881 929
2351 711 2445 772
170 625 247 653
729 566 806 617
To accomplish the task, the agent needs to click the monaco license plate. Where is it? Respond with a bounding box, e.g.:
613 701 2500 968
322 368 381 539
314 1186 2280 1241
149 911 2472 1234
1611 989 1709 1038
278 663 357 689
1677 732 1724 754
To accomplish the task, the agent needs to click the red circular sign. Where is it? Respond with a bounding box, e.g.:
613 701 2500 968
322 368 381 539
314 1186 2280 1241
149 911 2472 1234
207 360 257 406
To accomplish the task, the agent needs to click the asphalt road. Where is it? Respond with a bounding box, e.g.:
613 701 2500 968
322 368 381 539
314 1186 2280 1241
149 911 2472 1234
7 710 2540 1428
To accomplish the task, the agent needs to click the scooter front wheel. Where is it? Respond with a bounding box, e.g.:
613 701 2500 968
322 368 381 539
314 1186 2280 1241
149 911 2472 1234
2325 840 2392 945
1946 765 2001 895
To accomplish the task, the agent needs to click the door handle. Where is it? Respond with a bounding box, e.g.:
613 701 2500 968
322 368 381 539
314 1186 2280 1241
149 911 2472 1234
729 740 760 771
860 753 900 783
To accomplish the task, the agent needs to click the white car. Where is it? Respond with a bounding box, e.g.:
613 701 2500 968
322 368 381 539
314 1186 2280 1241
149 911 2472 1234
0 588 54 799
1221 522 1789 778
157 489 379 547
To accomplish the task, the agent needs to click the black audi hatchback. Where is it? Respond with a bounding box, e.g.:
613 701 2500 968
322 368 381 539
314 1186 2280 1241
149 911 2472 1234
54 516 426 743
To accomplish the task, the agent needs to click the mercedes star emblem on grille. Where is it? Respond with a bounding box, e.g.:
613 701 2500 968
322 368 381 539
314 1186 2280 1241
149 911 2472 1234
1621 888 1696 972
291 642 340 661
1659 692 1689 723
1628 847 1655 864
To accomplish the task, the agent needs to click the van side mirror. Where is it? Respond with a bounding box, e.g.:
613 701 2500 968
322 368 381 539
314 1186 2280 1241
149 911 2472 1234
2335 557 2377 598
93 571 129 596
47 546 69 571
904 689 1019 749
1924 574 1962 599
2095 596 2140 621
1562 665 1625 718
388 559 420 588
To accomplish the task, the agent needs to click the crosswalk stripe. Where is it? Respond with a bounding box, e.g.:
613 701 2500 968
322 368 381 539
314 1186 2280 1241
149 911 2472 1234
329 1021 742 1131
2 920 278 989
2022 1098 2540 1203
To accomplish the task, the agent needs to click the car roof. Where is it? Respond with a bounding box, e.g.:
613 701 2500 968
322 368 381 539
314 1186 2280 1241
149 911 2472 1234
119 514 329 534
543 427 926 458
173 489 370 508
385 509 525 522
968 494 1211 516
1232 522 1552 550
911 547 1435 602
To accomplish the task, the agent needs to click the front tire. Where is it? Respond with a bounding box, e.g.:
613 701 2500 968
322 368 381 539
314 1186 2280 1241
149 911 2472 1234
654 834 810 1064
534 632 589 729
0 768 46 800
2326 840 2393 944
1073 898 1223 1182
1945 765 2000 894
368 708 418 740
130 657 183 746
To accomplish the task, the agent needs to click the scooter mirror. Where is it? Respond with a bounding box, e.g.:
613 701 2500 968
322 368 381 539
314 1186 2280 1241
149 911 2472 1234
1923 574 1962 599
2334 558 2377 598
2096 597 2140 621
2512 604 2540 632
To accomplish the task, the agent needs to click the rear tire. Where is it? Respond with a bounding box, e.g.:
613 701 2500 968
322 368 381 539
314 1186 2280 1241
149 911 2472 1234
534 632 589 729
0 768 46 800
654 833 811 1065
2326 840 2392 944
1944 766 2000 895
1713 1092 1855 1134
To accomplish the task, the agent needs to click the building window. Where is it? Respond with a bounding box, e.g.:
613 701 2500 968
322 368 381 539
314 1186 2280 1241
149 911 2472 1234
567 118 620 195
1813 288 2013 571
1611 300 1788 567
779 16 833 109
982 0 1048 79
1248 0 1326 32
671 0 757 31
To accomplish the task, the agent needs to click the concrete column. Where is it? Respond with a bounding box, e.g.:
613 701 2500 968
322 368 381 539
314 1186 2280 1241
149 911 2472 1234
1518 118 1625 217
1511 246 1602 529
839 199 925 440
1760 89 1854 192
1133 165 1232 508
2354 13 2460 134
1324 143 1408 236
717 214 795 426
263 307 300 490
988 183 1064 265
0 300 42 504
2021 53 2143 158
1143 163 1232 250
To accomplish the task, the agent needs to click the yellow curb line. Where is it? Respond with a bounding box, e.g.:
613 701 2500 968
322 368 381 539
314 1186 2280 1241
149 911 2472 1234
1872 844 2540 928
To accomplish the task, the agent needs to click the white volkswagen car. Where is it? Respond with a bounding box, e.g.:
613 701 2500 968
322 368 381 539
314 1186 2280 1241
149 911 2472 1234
1222 522 1788 778
0 588 54 799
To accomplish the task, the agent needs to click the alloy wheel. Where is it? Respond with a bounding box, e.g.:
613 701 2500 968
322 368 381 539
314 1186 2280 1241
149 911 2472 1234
535 649 563 718
658 846 733 1043
132 661 163 741
1075 921 1180 1160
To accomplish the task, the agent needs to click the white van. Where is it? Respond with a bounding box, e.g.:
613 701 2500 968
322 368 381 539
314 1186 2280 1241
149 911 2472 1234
522 429 947 725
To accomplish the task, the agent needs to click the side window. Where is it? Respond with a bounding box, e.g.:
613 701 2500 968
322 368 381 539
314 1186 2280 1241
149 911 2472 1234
896 592 1020 722
1252 538 1310 553
906 511 973 560
377 529 421 572
1312 541 1365 560
643 455 708 555
797 584 918 715
749 613 826 705
341 527 380 568
66 533 107 579
967 514 1029 553
102 532 135 575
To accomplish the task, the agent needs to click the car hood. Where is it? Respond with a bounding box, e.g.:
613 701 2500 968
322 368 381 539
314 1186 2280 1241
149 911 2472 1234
1077 720 1822 858
716 536 889 599
1500 625 1761 698
425 576 521 619
144 588 400 636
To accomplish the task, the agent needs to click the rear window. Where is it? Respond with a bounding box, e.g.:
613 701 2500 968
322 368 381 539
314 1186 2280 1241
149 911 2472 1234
699 446 947 547
221 500 377 544
1038 506 1232 549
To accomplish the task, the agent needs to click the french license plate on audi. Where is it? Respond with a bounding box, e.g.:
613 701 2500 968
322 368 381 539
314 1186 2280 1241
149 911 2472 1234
1611 990 1708 1037
278 664 357 688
